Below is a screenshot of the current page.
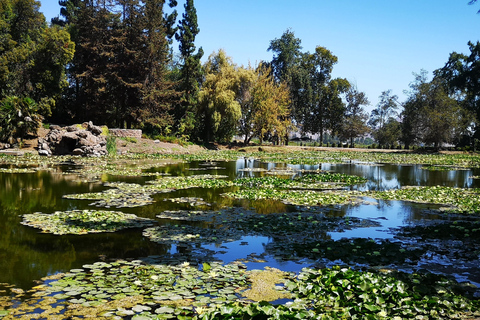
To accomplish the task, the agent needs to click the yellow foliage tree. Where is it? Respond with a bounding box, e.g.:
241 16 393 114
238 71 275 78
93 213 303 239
249 66 292 145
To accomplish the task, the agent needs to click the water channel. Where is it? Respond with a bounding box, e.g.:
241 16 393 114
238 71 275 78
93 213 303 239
1 156 480 296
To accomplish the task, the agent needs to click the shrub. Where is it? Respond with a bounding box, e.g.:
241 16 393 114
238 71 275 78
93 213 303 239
0 96 42 143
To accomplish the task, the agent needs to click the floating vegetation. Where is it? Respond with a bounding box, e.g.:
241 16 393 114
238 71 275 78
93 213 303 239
63 182 157 208
163 197 211 207
0 260 251 319
143 224 242 245
147 176 234 190
237 167 267 172
266 238 425 266
225 188 360 206
282 266 480 319
233 212 380 241
421 165 469 171
147 209 379 247
21 210 155 235
396 220 480 241
3 260 477 320
225 174 366 206
0 167 37 173
361 186 480 214
63 177 234 208
242 267 292 302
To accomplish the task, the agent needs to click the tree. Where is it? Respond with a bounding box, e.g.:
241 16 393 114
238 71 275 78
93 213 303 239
436 41 480 144
174 0 203 137
268 29 303 138
338 86 370 146
55 0 178 131
300 46 343 142
0 0 74 117
139 0 178 135
369 90 400 146
268 29 302 84
401 71 471 149
238 65 291 145
197 49 242 143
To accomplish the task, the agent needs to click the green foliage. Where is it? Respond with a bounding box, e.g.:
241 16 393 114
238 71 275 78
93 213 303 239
437 41 480 143
0 95 42 143
0 0 74 116
197 49 242 143
338 86 370 146
106 135 117 156
174 0 203 137
401 71 470 149
56 0 177 130
369 90 401 146
363 185 480 214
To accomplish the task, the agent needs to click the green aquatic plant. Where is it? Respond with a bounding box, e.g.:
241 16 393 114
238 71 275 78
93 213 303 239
362 186 480 214
225 188 360 206
21 210 155 235
3 261 477 320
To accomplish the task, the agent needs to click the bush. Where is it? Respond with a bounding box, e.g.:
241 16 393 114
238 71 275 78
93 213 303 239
0 96 42 143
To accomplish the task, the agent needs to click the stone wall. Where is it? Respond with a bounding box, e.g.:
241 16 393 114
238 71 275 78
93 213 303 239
109 129 142 139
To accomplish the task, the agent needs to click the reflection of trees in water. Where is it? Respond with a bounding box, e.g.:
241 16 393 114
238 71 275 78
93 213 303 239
0 170 103 214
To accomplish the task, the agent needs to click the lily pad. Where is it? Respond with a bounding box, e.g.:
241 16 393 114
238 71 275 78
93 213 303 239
22 210 155 235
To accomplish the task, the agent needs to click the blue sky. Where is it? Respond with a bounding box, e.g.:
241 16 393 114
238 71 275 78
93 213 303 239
39 1 480 111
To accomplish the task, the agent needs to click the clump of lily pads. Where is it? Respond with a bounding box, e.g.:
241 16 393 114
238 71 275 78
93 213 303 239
63 177 234 208
234 173 367 190
361 186 480 214
421 165 468 171
21 210 155 235
4 260 478 320
283 266 480 319
225 188 360 206
266 238 425 267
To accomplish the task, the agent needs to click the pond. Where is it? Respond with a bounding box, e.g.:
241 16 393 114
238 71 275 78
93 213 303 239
1 152 480 319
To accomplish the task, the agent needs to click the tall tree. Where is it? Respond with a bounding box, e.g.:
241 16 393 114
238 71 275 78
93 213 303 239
55 0 178 131
238 65 291 145
301 46 342 142
268 29 304 138
174 0 203 137
401 71 470 149
139 0 178 134
369 90 400 146
197 49 242 143
0 0 73 117
268 29 302 84
436 41 480 145
338 86 370 146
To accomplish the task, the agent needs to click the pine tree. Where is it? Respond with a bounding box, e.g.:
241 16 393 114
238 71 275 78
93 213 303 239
138 0 178 134
174 0 203 137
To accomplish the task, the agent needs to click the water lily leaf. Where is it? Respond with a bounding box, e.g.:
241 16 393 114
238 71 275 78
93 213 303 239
156 306 175 314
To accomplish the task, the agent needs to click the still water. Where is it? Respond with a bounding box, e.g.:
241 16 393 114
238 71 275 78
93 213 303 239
1 157 479 291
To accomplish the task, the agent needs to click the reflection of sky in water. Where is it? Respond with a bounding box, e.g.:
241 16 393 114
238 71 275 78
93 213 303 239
204 236 309 272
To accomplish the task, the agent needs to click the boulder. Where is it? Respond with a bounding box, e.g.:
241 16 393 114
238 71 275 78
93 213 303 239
38 122 108 157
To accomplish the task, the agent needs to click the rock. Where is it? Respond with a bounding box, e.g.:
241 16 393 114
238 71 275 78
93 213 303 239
38 149 51 156
72 148 84 155
66 125 79 132
87 121 103 136
38 122 108 157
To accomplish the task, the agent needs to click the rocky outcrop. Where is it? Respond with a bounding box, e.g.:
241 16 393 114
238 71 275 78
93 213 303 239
38 122 107 157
